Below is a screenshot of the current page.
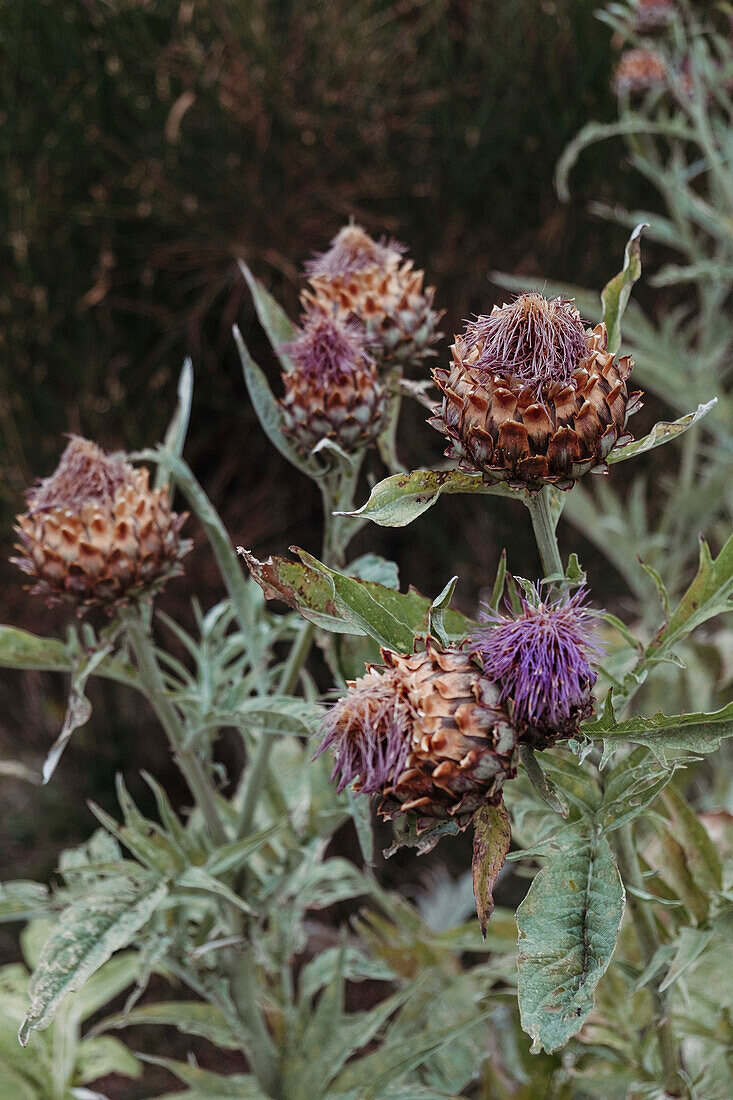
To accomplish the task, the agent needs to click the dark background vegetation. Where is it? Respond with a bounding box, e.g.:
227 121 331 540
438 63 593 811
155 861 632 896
0 0 654 954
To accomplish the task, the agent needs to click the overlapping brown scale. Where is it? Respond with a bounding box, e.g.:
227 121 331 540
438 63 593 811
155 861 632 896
280 361 386 455
13 466 189 610
429 322 642 491
303 259 441 370
377 641 517 830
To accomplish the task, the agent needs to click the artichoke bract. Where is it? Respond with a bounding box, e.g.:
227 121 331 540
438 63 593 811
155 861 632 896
302 224 441 371
13 437 189 610
316 640 517 832
280 308 386 454
430 293 642 491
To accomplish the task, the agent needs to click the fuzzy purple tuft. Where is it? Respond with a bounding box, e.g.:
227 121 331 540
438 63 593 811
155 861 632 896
305 224 405 280
470 585 603 744
464 293 590 390
284 309 373 383
313 670 413 795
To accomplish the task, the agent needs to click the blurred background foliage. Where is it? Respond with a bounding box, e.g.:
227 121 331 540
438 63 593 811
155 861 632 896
0 0 714 933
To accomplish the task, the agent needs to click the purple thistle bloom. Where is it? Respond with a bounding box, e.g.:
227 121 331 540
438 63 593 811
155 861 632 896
284 309 373 384
305 224 405 280
313 670 413 795
464 293 589 390
470 584 604 748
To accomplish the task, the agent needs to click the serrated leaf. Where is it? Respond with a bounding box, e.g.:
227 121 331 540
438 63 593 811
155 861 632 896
607 400 717 466
472 801 511 938
516 832 625 1054
584 697 733 755
652 533 733 654
343 468 523 528
20 873 167 1044
233 325 321 478
175 866 254 914
658 927 715 993
237 259 297 368
601 222 646 355
242 549 473 646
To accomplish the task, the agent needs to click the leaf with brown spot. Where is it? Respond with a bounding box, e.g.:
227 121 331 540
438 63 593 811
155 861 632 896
472 800 511 938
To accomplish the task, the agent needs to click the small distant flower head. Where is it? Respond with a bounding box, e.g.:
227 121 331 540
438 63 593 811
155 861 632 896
630 0 675 32
465 294 590 391
470 585 604 749
305 224 405 280
313 668 412 795
284 308 373 384
613 49 667 96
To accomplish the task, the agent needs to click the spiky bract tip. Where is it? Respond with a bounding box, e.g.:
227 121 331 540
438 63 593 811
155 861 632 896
313 669 412 795
470 584 603 745
26 436 132 515
284 309 372 384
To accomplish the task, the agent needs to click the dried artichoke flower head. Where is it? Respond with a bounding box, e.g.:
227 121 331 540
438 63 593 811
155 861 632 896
280 308 386 454
302 224 441 371
13 436 189 610
430 292 642 491
316 640 518 832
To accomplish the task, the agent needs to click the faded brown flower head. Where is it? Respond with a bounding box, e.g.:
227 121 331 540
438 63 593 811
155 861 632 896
279 308 386 454
302 224 441 371
316 640 518 832
13 437 190 610
429 294 642 491
613 48 667 96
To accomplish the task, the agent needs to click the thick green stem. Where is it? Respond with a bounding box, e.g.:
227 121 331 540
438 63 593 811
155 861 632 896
525 487 564 578
614 823 687 1098
121 607 227 848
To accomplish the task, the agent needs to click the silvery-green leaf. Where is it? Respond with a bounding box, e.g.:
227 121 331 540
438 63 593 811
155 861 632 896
0 881 51 924
585 695 733 756
75 1035 142 1084
601 222 646 355
155 357 193 489
233 325 321 479
343 468 523 528
516 832 625 1053
92 1001 242 1050
19 873 168 1045
652 532 733 654
428 576 458 648
0 626 70 672
237 259 297 369
42 638 116 785
607 400 717 466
